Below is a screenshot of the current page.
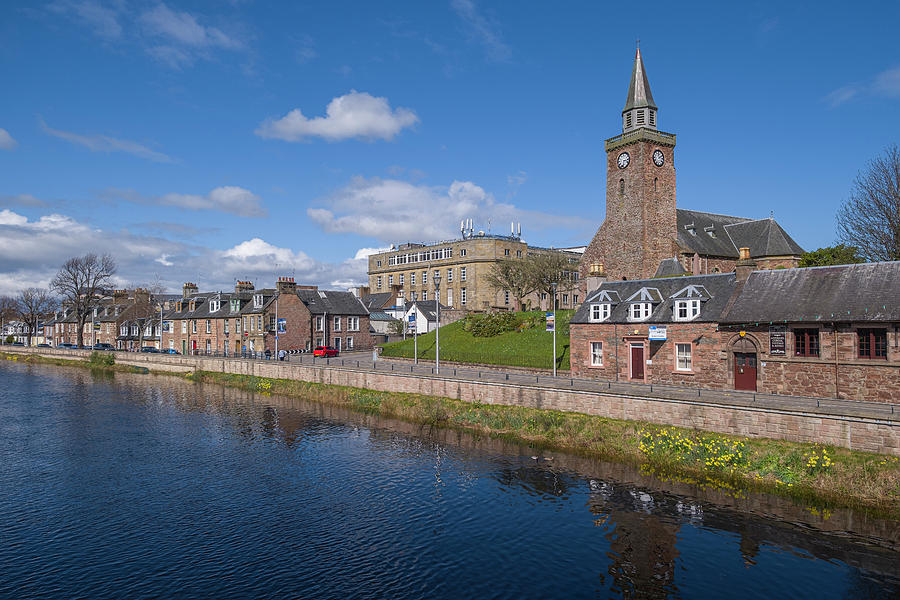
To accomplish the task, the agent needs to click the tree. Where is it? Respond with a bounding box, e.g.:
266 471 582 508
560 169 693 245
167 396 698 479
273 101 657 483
17 288 56 346
529 253 579 308
798 244 865 268
484 259 538 311
837 144 900 262
0 295 20 333
50 254 117 348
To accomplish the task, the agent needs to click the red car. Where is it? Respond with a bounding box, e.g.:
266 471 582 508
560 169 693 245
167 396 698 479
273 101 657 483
313 346 339 357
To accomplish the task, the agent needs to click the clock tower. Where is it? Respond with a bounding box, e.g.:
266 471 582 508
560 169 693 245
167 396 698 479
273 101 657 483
582 47 678 282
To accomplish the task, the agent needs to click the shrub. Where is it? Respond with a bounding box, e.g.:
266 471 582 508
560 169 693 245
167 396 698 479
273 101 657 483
89 351 115 367
463 312 522 337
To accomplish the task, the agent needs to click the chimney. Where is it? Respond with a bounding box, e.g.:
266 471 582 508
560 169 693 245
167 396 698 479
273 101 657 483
585 262 608 296
182 282 198 298
234 280 254 294
276 276 297 294
113 289 128 302
296 284 318 290
735 247 757 282
134 288 150 304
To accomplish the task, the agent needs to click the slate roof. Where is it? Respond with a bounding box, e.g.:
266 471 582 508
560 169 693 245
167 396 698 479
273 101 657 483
368 311 397 322
571 273 737 325
654 257 687 278
721 262 900 324
361 292 393 311
406 300 449 322
676 209 804 259
296 289 368 316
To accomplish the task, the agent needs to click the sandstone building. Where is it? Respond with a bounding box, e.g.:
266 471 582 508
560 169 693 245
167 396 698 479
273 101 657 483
580 48 803 283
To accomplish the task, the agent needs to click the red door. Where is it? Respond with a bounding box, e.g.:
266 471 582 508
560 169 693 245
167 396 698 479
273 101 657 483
630 344 644 380
734 352 757 391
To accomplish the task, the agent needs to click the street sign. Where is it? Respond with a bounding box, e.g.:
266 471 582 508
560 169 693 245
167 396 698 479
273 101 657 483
277 318 286 333
546 313 555 332
409 314 416 322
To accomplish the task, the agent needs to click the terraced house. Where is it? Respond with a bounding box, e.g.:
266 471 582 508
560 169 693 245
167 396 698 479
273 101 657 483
571 256 900 402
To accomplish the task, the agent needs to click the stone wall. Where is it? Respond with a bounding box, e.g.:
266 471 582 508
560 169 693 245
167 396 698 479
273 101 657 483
7 347 898 456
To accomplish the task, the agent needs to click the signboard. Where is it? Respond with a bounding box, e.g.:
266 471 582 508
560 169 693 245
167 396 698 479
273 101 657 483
546 312 555 332
93 321 101 332
162 320 171 333
409 314 416 322
648 325 667 341
277 318 286 333
769 325 786 355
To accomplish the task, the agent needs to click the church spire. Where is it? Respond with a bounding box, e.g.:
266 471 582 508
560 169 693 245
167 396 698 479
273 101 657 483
622 46 658 133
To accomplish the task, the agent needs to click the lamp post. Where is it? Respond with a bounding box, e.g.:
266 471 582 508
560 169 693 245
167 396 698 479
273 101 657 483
552 281 557 378
432 272 441 374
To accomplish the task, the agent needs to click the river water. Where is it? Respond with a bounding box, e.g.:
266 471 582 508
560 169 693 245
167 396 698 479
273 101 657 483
1 361 898 599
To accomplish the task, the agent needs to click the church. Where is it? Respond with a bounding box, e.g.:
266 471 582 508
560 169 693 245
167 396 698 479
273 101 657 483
580 48 804 282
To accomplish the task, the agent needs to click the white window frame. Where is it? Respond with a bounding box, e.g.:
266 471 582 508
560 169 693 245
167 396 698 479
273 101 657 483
422 271 428 285
590 341 603 366
224 319 229 334
316 316 324 331
422 290 427 301
446 288 452 306
399 274 404 286
376 276 382 289
590 303 611 322
460 287 466 305
346 336 354 349
676 343 693 371
181 321 187 334
629 302 652 321
461 267 466 281
410 273 416 286
333 316 341 331
348 316 359 331
388 275 394 285
253 294 263 308
447 268 453 283
674 299 701 321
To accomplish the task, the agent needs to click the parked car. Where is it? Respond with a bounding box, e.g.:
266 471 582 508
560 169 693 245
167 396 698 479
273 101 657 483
92 343 115 351
160 348 180 354
313 346 339 358
11 342 25 346
140 347 160 353
57 343 74 349
36 343 51 348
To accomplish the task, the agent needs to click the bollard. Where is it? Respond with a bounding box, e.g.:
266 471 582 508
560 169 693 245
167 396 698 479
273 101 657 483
505 373 509 381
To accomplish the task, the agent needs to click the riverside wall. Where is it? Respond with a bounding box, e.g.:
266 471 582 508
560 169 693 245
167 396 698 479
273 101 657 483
8 347 900 457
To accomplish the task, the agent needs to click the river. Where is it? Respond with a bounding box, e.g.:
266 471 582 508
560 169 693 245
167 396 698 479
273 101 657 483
1 360 898 599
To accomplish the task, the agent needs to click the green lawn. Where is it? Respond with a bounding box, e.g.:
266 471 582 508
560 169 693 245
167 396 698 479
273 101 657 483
379 310 574 370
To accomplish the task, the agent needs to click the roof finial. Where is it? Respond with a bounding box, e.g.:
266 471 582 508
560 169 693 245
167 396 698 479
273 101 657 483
636 38 640 50
770 210 774 220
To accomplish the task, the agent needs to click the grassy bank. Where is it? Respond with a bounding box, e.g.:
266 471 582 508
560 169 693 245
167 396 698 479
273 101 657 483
189 370 900 518
380 310 574 370
2 350 150 374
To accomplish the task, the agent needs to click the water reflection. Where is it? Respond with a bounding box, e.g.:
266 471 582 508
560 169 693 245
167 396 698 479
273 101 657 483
2 361 899 600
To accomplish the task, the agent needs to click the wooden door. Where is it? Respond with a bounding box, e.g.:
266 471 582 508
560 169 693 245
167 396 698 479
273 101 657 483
734 352 757 391
630 344 644 380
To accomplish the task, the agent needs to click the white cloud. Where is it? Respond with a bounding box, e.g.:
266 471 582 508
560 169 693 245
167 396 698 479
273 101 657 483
40 119 173 163
307 176 582 244
0 128 17 150
353 247 392 260
107 186 266 217
255 91 419 142
451 0 511 62
0 209 368 295
1 194 48 208
139 3 243 68
826 65 900 107
48 0 123 40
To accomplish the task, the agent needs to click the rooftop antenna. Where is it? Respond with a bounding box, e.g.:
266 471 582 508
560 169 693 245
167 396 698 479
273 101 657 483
770 210 774 220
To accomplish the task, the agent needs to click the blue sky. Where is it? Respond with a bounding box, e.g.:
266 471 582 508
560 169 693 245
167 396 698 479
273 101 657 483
1 0 898 295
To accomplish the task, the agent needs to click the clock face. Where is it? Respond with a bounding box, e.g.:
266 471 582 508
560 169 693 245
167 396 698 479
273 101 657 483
617 152 630 169
653 149 665 167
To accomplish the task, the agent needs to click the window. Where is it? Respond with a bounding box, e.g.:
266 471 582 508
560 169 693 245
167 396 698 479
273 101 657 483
504 290 510 305
460 249 467 257
422 271 428 285
858 328 887 359
794 329 820 357
169 339 174 350
399 274 404 286
181 321 187 334
224 319 229 334
410 273 415 286
625 112 632 129
389 275 394 285
243 316 248 332
447 288 453 306
410 291 417 301
333 316 341 331
120 325 127 335
674 299 701 321
348 316 359 331
421 290 427 301
504 248 510 256
676 343 692 371
573 295 578 304
191 320 197 334
619 179 625 195
376 260 382 267
541 293 547 300
590 341 603 366
590 304 611 322
316 316 324 331
253 294 263 308
460 267 466 281
447 268 453 283
649 110 656 126
376 276 382 289
347 336 354 349
636 109 645 125
460 288 467 305
206 340 211 353
210 300 220 312
235 318 240 332
257 316 263 331
205 319 211 334
563 294 569 305
629 302 652 321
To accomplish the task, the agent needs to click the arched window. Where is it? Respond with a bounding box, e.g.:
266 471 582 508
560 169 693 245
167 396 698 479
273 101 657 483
654 177 658 191
619 179 625 195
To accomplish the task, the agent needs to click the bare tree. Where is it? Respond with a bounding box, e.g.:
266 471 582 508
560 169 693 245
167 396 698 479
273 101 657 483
837 144 900 262
484 259 538 311
17 288 56 346
0 295 20 333
529 253 579 308
50 254 117 348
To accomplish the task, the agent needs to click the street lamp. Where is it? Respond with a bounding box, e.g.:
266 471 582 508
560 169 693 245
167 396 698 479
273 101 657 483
432 272 441 375
552 281 557 377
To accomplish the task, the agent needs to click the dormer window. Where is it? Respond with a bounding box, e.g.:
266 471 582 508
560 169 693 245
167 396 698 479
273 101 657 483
210 300 220 312
704 225 716 238
188 301 195 312
590 303 611 322
674 299 701 321
253 294 263 308
630 303 652 321
684 223 696 236
175 301 182 312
